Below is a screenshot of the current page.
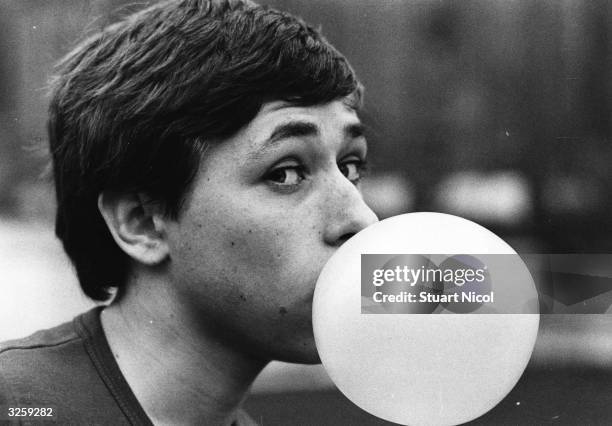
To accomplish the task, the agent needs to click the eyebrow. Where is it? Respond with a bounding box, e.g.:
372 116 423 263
246 119 366 162
345 122 365 139
261 120 366 150
267 121 319 147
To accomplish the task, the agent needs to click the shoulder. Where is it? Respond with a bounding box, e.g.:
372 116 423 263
0 318 82 374
0 309 130 424
0 319 80 358
0 318 84 401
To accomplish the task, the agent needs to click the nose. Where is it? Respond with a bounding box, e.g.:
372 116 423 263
323 174 379 247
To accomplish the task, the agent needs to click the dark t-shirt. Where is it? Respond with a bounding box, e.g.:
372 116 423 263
0 308 256 425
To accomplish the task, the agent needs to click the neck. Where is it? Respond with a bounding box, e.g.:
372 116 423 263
100 271 267 425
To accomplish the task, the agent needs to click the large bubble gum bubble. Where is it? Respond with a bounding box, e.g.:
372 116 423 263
313 212 539 426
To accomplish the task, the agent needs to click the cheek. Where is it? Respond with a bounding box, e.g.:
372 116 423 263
224 213 319 290
172 199 326 305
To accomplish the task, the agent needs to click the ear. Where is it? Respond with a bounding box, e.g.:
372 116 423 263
97 191 170 265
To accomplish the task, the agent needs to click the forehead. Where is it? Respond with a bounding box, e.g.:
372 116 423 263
244 98 362 140
260 94 361 116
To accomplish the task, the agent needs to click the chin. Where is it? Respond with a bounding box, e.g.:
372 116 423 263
266 335 321 365
292 344 322 365
275 349 321 365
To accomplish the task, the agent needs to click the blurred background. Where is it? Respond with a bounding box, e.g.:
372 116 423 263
0 0 611 424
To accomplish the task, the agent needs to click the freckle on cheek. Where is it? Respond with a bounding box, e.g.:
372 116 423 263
230 241 235 247
279 307 288 315
239 293 247 301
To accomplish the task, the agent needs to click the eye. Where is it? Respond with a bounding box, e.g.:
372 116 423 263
339 158 367 184
265 164 305 188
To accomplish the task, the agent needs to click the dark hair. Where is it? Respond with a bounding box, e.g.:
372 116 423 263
48 0 362 301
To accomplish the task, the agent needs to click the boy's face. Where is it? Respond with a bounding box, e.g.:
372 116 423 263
165 98 377 363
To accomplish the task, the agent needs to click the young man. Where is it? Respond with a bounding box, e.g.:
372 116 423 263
0 0 377 424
